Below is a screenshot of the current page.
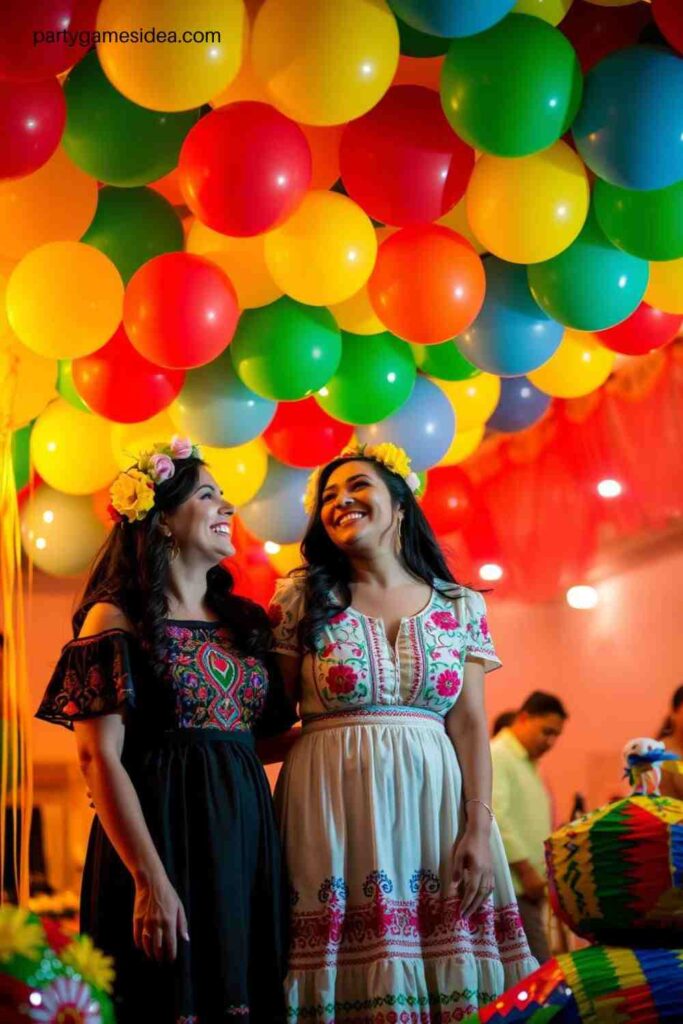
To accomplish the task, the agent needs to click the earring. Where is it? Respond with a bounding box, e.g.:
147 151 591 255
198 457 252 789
394 513 404 555
164 530 179 561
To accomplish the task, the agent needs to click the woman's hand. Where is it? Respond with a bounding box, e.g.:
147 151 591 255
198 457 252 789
133 872 190 962
451 826 495 919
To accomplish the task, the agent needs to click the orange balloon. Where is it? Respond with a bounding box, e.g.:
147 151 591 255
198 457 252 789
148 168 185 206
368 225 485 345
392 55 444 91
299 124 345 190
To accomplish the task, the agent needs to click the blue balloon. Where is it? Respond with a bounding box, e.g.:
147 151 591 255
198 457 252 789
356 375 455 472
487 377 551 433
455 257 564 376
573 46 683 191
388 0 515 38
238 458 309 545
170 350 276 447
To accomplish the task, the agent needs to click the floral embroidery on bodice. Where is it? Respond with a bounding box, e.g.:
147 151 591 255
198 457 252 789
269 580 500 720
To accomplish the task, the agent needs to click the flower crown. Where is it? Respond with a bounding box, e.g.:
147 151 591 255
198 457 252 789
303 442 421 516
108 436 201 524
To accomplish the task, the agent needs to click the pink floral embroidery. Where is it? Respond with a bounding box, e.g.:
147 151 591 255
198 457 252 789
326 665 358 695
430 610 460 632
479 615 489 638
329 610 348 625
435 670 461 698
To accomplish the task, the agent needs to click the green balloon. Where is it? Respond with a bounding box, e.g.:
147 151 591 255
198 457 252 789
593 178 683 262
57 360 91 413
527 209 649 332
411 341 480 381
82 187 184 284
63 50 200 187
230 297 342 401
441 13 582 157
397 15 450 57
316 331 416 425
12 423 32 491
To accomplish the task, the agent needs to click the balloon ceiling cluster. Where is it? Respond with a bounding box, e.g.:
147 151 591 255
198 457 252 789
3 0 683 582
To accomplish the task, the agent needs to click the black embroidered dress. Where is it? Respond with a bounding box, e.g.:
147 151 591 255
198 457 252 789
36 620 296 1024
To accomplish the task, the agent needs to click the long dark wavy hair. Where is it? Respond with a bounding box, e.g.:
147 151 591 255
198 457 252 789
294 455 462 651
73 455 271 677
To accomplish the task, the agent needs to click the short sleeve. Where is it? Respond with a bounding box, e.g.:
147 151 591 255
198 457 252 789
35 630 137 730
464 589 502 673
268 577 306 658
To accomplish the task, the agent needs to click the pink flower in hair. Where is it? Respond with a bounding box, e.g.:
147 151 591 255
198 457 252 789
148 452 175 483
170 436 193 459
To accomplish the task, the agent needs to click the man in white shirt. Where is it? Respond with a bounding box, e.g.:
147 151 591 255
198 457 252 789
491 690 568 963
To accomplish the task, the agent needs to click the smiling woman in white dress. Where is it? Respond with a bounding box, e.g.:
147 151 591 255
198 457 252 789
268 443 537 1023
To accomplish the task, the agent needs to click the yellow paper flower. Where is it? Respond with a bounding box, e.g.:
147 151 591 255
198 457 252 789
110 468 155 524
303 466 322 517
364 442 412 480
0 906 44 963
62 934 115 994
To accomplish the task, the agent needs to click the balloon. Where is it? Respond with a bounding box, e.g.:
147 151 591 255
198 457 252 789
81 187 184 285
201 440 269 506
57 360 91 413
12 423 32 492
455 257 564 376
437 424 485 467
528 330 615 397
178 103 312 237
513 0 573 24
596 302 682 355
110 412 176 470
329 286 386 336
645 258 683 314
653 0 683 53
593 178 683 263
0 0 98 81
573 47 683 191
7 242 124 359
419 466 474 536
585 0 641 5
0 78 65 179
368 226 485 344
392 54 444 90
396 14 450 56
0 265 11 338
559 1 650 72
315 330 416 424
432 374 501 431
21 485 108 578
299 124 345 190
238 458 309 543
170 349 276 447
0 339 57 430
72 325 186 424
230 297 342 401
466 141 590 264
97 0 246 112
186 221 281 309
263 398 353 468
438 197 486 255
0 147 97 262
411 342 480 381
123 253 239 370
31 399 119 495
340 85 475 226
148 168 185 207
527 209 649 331
63 52 201 187
388 0 516 37
357 375 455 471
266 541 304 576
487 376 552 433
442 15 582 158
264 191 377 306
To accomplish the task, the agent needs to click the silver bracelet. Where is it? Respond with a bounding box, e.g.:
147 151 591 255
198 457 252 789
465 798 494 821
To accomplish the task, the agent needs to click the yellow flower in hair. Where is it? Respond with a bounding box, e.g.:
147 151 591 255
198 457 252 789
110 468 155 524
303 466 322 517
364 442 412 480
62 934 115 994
0 906 44 963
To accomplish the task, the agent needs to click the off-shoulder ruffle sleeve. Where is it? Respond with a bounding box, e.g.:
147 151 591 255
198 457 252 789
35 629 137 730
268 577 306 658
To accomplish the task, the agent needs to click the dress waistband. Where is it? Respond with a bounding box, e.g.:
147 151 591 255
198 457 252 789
151 727 256 747
302 705 445 734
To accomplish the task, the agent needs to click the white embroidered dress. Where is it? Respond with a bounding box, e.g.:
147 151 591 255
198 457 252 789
269 578 537 1023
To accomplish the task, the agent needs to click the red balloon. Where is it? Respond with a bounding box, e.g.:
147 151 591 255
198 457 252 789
368 225 485 345
178 101 312 236
559 1 651 73
123 253 240 370
72 325 186 423
263 398 353 468
339 85 474 227
420 466 474 536
0 78 66 179
596 301 681 356
653 0 683 53
0 0 99 81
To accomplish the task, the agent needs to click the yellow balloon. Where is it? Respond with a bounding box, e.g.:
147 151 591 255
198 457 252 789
264 191 377 306
0 267 13 339
97 0 246 112
21 485 108 577
437 196 486 255
0 339 57 431
645 258 683 315
438 424 485 467
31 400 119 495
7 242 123 359
267 541 304 576
202 441 268 506
528 330 615 398
513 0 573 24
329 285 385 335
432 374 501 432
186 221 281 309
466 141 590 265
111 413 176 470
0 148 97 263
251 0 399 126
210 13 269 107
